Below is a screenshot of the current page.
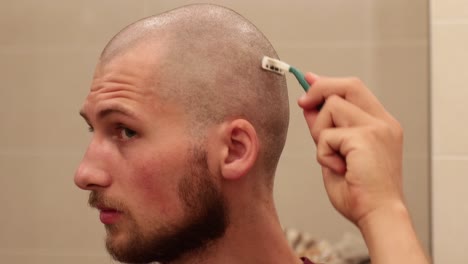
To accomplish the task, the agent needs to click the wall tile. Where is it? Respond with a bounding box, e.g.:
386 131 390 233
368 44 430 158
370 0 429 42
431 23 468 156
432 159 468 263
0 0 145 49
0 50 96 152
142 0 428 45
402 156 431 252
431 1 468 260
143 0 374 45
0 154 105 251
431 0 468 21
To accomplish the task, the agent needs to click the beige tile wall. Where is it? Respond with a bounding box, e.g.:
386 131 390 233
431 0 468 262
0 1 430 263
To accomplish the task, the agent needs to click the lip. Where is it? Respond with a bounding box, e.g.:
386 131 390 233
98 207 122 225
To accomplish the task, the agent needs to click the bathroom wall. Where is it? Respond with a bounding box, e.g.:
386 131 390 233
0 1 430 263
430 0 468 263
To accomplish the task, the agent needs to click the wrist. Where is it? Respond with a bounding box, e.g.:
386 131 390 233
356 200 429 264
357 200 409 233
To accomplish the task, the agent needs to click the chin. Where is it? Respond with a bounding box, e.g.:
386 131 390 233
105 226 131 253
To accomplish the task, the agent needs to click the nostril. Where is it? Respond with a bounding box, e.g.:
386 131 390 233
85 183 103 190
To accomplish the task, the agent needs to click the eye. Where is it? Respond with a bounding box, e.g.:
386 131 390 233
119 127 137 140
88 126 94 133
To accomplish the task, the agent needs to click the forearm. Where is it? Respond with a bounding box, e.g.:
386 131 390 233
357 202 430 264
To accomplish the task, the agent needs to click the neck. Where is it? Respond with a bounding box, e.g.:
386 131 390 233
168 192 302 264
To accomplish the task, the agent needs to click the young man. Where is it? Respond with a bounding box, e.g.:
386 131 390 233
75 4 428 264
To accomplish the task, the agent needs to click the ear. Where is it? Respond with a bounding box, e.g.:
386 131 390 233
220 119 259 180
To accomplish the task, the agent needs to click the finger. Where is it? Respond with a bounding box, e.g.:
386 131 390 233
304 72 320 85
298 72 320 107
310 95 376 142
316 126 367 176
321 166 346 205
298 73 321 132
298 76 388 120
316 128 348 175
302 109 320 141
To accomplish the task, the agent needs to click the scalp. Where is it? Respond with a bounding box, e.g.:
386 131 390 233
99 4 289 179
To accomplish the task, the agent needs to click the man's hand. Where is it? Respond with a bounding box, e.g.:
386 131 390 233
297 73 404 226
298 73 429 264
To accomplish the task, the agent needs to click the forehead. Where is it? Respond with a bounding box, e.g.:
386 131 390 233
95 42 161 88
80 43 174 121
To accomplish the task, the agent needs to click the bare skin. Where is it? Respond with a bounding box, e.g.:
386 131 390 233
298 73 430 264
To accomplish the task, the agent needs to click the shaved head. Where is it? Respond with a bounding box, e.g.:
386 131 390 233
100 4 289 180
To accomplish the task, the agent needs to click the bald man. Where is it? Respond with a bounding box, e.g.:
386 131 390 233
75 4 428 264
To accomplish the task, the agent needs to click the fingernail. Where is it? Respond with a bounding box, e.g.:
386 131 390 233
306 72 320 79
305 72 320 85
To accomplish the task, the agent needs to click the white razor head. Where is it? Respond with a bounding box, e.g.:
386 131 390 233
261 56 290 75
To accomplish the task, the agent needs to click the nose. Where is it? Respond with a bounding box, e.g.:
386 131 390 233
74 140 112 190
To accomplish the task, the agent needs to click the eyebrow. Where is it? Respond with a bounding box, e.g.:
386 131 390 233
79 104 138 123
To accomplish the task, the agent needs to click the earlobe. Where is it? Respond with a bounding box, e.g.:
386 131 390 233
221 119 259 180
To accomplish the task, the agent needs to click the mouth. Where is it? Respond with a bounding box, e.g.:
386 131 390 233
97 206 122 225
88 192 125 225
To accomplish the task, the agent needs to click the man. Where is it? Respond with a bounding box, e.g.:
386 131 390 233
75 4 428 264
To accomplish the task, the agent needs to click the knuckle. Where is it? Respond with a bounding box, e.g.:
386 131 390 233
324 94 341 107
347 77 364 89
384 115 404 141
311 125 321 142
345 77 367 97
375 121 392 136
316 152 327 167
315 137 328 164
392 120 404 142
367 119 403 143
327 94 341 103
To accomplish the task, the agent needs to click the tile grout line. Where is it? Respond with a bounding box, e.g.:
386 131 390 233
432 155 468 161
432 19 468 25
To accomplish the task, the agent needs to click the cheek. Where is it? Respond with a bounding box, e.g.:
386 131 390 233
130 154 186 217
